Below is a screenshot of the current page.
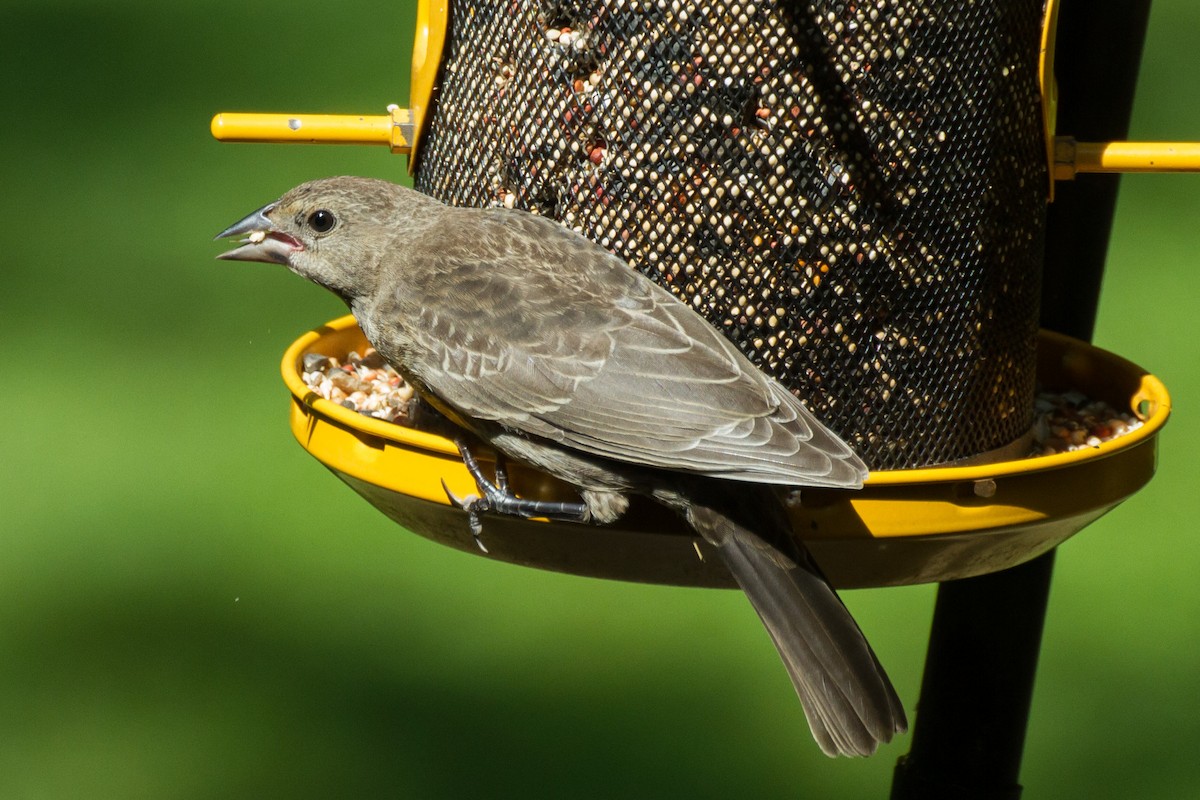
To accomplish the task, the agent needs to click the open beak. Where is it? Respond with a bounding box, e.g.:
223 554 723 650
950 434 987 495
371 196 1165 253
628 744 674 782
214 203 303 264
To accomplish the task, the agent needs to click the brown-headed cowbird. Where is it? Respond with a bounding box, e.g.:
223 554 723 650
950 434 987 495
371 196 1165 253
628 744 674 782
216 176 905 756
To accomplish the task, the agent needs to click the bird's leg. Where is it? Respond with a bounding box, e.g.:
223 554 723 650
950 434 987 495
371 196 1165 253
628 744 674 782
485 452 588 519
442 440 588 549
492 452 511 494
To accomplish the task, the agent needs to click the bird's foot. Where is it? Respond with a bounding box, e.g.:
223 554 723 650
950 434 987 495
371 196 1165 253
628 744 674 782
442 440 588 552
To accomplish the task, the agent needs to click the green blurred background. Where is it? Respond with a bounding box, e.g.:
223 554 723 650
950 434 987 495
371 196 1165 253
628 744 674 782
1 1 1197 797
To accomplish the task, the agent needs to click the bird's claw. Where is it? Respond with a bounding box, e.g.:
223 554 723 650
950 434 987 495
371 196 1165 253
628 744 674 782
440 479 490 552
443 440 589 549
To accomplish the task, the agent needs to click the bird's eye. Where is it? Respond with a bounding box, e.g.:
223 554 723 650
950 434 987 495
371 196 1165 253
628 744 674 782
307 209 337 233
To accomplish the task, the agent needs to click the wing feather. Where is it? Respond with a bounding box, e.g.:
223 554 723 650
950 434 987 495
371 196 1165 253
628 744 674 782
394 208 865 489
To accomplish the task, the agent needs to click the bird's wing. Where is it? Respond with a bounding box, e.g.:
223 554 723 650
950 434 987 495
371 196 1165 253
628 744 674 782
395 209 865 488
539 280 865 487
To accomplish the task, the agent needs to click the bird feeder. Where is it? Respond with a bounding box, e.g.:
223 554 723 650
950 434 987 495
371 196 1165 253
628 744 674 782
213 0 1173 571
214 0 1180 792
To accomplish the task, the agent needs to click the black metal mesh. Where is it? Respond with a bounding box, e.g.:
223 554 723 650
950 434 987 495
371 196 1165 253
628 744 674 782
414 0 1047 471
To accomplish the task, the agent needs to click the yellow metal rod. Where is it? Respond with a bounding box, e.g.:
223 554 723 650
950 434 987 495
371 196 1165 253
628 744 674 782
409 0 449 171
210 109 413 153
1054 137 1200 179
212 113 389 144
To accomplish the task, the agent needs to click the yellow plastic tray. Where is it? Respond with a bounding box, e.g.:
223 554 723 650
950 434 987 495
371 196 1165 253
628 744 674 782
282 315 1169 589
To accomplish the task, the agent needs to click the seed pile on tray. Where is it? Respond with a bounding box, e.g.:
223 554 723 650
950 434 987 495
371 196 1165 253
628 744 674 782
1030 390 1143 456
300 351 1144 458
300 350 414 424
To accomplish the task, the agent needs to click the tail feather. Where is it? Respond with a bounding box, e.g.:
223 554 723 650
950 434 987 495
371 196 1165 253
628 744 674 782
688 498 907 757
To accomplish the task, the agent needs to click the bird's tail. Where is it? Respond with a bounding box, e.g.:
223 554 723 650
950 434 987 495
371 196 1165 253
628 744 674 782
683 490 907 757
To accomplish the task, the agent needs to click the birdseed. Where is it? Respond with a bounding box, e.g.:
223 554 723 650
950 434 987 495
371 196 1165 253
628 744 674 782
1029 389 1143 456
300 349 414 424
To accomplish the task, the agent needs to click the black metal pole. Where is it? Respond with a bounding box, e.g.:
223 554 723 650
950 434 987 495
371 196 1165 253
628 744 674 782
891 2 1153 797
1041 0 1155 341
891 553 1056 800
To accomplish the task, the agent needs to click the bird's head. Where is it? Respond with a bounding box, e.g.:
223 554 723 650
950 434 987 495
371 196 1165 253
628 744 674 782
215 176 431 303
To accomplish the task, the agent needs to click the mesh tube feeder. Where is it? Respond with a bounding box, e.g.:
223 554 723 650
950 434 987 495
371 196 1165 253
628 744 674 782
212 0 1173 588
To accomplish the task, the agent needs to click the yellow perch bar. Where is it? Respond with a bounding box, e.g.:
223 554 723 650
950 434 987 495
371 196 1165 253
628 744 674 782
211 108 413 153
1055 138 1200 179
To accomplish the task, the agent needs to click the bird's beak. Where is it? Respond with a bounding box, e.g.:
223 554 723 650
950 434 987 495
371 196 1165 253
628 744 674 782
214 203 303 264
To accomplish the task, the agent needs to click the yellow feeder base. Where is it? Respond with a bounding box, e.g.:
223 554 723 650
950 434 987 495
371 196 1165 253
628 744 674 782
282 315 1169 589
